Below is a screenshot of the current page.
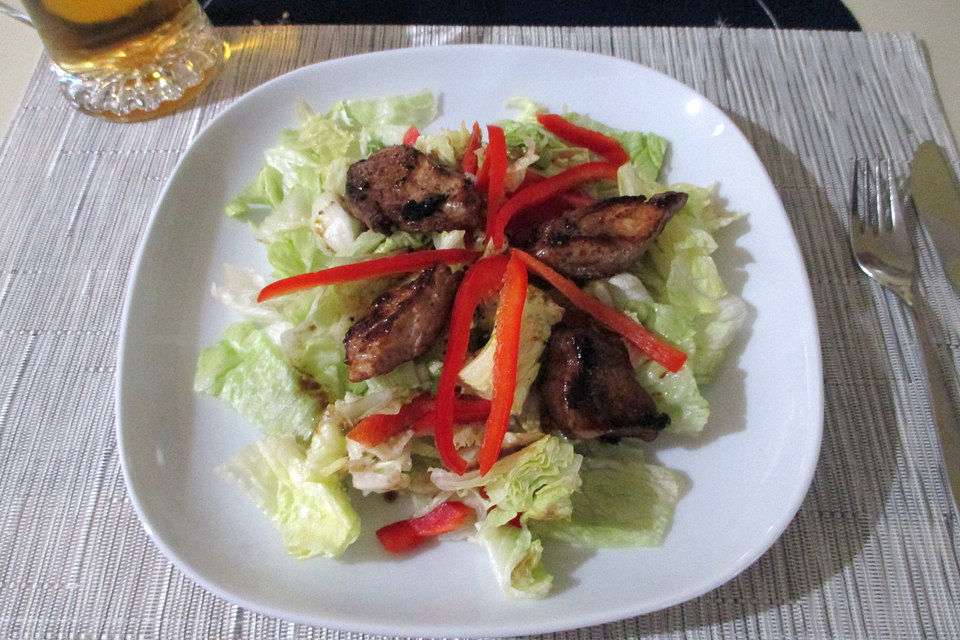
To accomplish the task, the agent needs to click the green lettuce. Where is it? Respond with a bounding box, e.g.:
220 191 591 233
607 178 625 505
532 439 683 546
474 518 552 598
601 164 746 433
499 98 668 181
216 419 359 558
226 91 439 219
194 322 319 438
430 435 582 525
565 111 668 181
458 286 564 414
637 360 710 435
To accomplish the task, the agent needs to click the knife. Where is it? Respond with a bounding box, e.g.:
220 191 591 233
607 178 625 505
908 140 960 291
907 140 960 509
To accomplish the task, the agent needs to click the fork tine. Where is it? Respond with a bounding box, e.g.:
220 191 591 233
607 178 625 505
849 156 916 305
874 160 884 231
851 156 864 229
887 159 906 233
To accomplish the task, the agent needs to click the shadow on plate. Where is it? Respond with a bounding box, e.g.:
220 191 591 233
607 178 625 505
613 109 904 635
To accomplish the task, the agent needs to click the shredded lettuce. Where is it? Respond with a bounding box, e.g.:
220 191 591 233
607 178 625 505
458 286 564 413
606 163 747 431
637 361 711 435
226 91 439 219
194 322 319 438
432 435 581 598
564 111 668 181
216 414 359 558
475 518 552 598
430 435 582 522
532 439 683 546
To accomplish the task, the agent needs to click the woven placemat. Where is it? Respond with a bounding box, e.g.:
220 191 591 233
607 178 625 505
1 25 959 639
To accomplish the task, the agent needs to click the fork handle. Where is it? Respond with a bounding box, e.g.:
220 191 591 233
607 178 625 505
911 295 960 507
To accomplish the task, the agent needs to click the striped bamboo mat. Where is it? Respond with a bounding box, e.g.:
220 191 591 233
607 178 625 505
1 25 958 639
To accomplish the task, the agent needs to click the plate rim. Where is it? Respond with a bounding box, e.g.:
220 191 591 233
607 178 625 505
116 43 824 637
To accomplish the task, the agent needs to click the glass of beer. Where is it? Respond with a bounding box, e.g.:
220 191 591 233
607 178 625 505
0 0 224 121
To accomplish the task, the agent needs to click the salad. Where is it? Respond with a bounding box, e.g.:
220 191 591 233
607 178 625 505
194 91 746 597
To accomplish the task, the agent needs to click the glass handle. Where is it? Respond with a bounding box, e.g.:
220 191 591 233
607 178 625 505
0 2 32 26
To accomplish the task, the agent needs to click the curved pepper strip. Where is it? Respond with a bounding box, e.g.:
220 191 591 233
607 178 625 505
376 501 475 553
537 113 630 166
487 161 619 250
505 170 597 238
411 397 492 433
477 253 528 475
257 248 480 302
434 254 510 474
345 393 434 447
461 121 482 175
484 125 508 237
511 249 687 373
516 169 597 210
346 395 492 447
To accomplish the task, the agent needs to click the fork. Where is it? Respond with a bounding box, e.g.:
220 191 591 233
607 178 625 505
850 156 960 508
849 157 916 305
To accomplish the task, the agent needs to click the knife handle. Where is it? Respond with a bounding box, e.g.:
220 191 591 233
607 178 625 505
912 294 960 508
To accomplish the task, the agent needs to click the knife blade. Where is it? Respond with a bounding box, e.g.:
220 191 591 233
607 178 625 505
908 140 960 291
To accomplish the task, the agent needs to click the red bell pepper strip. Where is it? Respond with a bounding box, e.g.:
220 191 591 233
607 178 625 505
257 248 480 302
375 519 422 553
516 169 597 209
411 397 492 433
537 113 630 166
346 393 435 447
461 121 482 174
402 125 420 146
505 170 597 237
511 249 687 373
484 125 508 232
407 500 475 536
478 253 527 475
434 254 510 474
376 501 475 553
347 395 493 447
475 153 490 189
487 161 619 249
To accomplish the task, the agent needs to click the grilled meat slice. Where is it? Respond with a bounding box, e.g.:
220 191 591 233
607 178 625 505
344 264 461 382
539 315 669 441
529 192 688 280
344 145 484 234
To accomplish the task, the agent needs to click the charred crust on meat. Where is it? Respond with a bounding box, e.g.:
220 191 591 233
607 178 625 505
344 264 462 382
529 192 688 280
400 193 448 221
342 145 483 234
539 313 670 441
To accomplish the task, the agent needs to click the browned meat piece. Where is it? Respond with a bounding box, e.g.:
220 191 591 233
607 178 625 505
343 145 484 234
539 314 669 441
529 192 688 280
344 264 461 383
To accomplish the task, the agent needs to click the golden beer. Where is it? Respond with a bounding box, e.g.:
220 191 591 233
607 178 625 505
17 0 224 121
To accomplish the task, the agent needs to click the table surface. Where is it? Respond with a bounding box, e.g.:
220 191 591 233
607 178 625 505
1 0 959 145
1 21 960 640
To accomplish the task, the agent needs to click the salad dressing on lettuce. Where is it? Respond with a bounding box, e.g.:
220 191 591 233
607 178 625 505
194 92 746 597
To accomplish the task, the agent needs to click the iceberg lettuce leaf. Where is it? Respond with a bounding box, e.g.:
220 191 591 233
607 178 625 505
531 439 683 546
474 519 552 598
194 322 319 438
217 432 359 558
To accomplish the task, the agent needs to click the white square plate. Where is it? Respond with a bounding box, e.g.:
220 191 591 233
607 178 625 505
117 45 822 637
